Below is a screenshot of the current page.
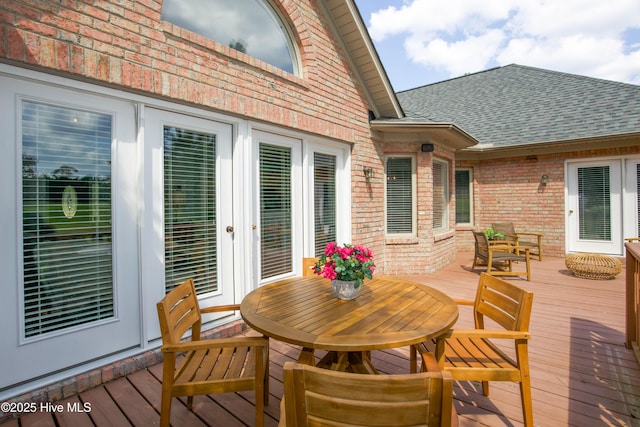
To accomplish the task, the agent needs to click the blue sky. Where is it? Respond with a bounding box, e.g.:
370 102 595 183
353 0 640 92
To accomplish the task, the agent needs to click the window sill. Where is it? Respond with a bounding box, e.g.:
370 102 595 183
434 230 455 242
385 237 419 245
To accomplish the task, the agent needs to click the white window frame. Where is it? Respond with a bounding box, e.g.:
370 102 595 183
385 155 417 237
305 140 351 259
455 168 474 226
433 158 450 232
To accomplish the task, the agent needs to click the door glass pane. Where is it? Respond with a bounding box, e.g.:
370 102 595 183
386 157 413 234
22 101 113 338
260 143 292 279
164 127 218 294
314 153 336 256
578 166 611 240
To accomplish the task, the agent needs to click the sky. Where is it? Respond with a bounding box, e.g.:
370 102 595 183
353 0 640 92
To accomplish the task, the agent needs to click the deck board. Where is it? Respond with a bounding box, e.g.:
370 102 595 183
5 253 640 426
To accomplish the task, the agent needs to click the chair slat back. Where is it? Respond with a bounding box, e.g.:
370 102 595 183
473 231 489 256
302 258 318 277
492 222 517 242
156 279 202 345
282 362 453 427
475 273 533 332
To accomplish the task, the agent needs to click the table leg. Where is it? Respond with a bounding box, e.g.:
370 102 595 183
314 351 378 373
297 347 315 366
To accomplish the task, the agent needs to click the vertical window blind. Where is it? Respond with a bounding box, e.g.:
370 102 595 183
578 166 611 241
164 127 218 294
386 157 413 234
433 160 449 231
314 153 336 256
22 101 114 338
260 143 292 279
455 169 471 224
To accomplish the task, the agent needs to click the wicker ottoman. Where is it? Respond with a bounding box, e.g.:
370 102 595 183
565 253 622 280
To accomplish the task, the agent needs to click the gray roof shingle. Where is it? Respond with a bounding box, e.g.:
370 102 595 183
396 64 640 149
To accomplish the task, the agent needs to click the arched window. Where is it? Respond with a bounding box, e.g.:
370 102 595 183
162 0 298 74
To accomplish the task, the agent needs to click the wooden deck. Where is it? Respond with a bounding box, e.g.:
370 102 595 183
5 253 640 427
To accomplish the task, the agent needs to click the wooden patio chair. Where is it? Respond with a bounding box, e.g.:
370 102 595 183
156 278 269 427
279 356 457 427
410 273 534 427
472 230 531 281
492 221 544 260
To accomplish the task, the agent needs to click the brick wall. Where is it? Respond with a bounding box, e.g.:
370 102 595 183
456 144 640 257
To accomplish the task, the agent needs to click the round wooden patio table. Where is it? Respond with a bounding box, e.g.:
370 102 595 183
240 276 458 373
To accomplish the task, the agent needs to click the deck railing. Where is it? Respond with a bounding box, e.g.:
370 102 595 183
626 242 640 366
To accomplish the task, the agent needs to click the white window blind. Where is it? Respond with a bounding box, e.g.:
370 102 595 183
433 160 449 231
260 143 292 279
314 153 336 256
22 101 114 338
578 166 611 241
455 169 472 224
386 157 413 234
164 127 218 294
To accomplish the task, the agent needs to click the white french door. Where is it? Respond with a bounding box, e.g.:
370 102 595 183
624 158 640 241
567 160 622 254
252 130 303 285
0 77 140 391
142 109 235 341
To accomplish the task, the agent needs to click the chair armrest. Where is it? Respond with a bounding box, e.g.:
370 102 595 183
515 232 543 237
162 336 269 353
200 304 241 313
419 350 441 372
440 329 531 340
454 299 475 306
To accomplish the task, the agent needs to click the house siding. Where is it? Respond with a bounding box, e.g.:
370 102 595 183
456 144 640 256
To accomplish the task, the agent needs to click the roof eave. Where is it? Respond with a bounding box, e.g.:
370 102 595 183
320 0 404 119
370 120 478 150
456 132 640 160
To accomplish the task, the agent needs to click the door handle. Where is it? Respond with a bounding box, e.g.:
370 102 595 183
226 226 234 233
568 210 574 215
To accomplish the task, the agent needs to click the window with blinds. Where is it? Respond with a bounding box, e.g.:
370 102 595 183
314 153 336 256
433 160 449 231
164 127 218 294
455 169 472 224
260 143 292 278
22 101 114 338
386 157 414 234
578 165 611 240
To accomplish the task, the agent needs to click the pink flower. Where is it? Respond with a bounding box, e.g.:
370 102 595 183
322 264 337 279
324 242 338 256
338 246 354 259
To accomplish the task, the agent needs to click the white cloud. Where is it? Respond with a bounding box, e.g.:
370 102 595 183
368 0 640 84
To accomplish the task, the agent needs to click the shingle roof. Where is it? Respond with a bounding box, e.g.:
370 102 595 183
396 64 640 149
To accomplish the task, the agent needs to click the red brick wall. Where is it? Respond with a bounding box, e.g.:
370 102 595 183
1 1 371 141
456 144 640 258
